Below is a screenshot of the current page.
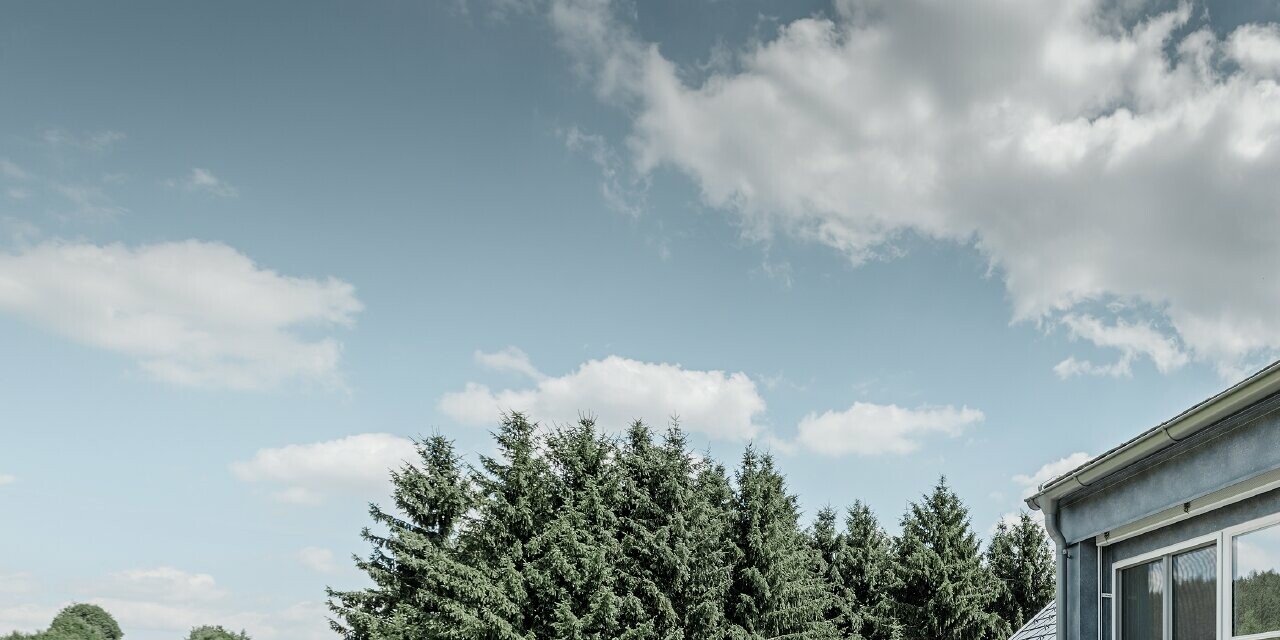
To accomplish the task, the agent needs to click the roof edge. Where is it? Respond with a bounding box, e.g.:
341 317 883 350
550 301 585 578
1027 359 1280 511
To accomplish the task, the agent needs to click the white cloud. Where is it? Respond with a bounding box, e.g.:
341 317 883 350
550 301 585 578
548 0 1280 379
0 158 31 181
0 473 14 487
171 168 238 198
104 567 225 603
231 433 416 505
296 547 337 574
1014 451 1093 498
0 240 362 390
475 346 545 380
796 402 983 455
0 603 58 635
1054 314 1189 378
42 128 125 152
440 353 767 441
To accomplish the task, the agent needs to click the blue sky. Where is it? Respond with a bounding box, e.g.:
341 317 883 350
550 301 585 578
3 0 1280 637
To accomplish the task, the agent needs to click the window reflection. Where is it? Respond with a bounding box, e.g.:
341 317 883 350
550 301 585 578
1124 559 1165 640
1172 546 1215 640
1234 524 1280 636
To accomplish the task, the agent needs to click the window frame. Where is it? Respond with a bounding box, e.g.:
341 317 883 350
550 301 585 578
1221 512 1280 640
1113 532 1219 640
1110 512 1280 640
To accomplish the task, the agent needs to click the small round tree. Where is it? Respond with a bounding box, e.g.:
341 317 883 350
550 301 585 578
48 604 121 640
186 625 251 640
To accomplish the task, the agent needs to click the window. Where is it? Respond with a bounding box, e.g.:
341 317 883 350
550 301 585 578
1173 546 1216 640
1122 559 1165 640
1232 523 1280 637
1118 546 1216 640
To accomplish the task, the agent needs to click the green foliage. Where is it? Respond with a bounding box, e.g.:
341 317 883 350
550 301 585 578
810 502 902 640
725 447 836 640
1234 570 1280 635
325 416 1038 640
186 625 251 640
893 478 1010 640
48 604 121 640
328 431 522 639
986 512 1054 632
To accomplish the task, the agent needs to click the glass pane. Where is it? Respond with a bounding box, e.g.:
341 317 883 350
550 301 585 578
1234 523 1280 636
1172 546 1215 640
1123 559 1166 640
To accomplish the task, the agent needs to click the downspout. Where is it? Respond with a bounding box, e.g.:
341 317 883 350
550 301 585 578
1041 497 1068 640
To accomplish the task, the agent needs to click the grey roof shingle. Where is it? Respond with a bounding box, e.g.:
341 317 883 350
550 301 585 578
1008 602 1056 640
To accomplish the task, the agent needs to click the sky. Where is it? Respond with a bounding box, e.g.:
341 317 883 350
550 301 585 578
3 0 1280 637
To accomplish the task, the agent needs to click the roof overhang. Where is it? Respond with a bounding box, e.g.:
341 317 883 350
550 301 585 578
1026 359 1280 512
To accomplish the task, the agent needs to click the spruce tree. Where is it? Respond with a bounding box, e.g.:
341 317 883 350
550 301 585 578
328 434 521 640
810 507 861 636
810 502 903 640
838 502 902 640
613 422 686 639
684 458 735 639
522 417 622 639
892 478 1009 640
986 512 1054 632
725 447 836 640
459 412 556 636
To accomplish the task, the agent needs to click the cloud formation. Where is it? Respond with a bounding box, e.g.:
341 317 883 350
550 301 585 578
0 240 362 390
549 0 1280 379
440 353 767 441
296 547 338 574
796 402 983 455
1014 451 1093 498
171 168 238 198
231 433 416 505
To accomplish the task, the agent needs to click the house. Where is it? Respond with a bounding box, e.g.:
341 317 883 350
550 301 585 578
1025 360 1280 640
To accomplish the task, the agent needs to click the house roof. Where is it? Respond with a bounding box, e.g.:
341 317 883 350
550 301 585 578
1008 602 1056 640
1027 359 1280 510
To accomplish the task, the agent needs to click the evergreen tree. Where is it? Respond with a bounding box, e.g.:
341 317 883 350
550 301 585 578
523 417 622 639
725 447 836 640
839 502 902 640
328 434 521 640
684 458 735 640
986 512 1054 632
810 502 902 640
460 412 556 636
613 422 685 639
892 478 1009 640
810 507 861 636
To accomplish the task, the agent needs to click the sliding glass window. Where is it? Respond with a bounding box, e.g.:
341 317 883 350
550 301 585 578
1172 546 1216 640
1123 559 1165 640
1120 544 1217 640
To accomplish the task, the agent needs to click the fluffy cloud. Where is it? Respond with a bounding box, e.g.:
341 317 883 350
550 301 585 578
296 547 337 574
0 240 362 390
796 402 983 455
1014 451 1093 498
171 168 238 198
440 353 767 441
474 346 545 380
549 0 1280 379
231 433 416 505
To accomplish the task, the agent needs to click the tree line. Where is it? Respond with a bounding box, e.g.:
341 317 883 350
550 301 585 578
328 413 1054 640
1 603 248 640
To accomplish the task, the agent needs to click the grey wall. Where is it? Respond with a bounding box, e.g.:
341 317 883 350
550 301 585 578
1061 478 1280 640
1059 402 1280 544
